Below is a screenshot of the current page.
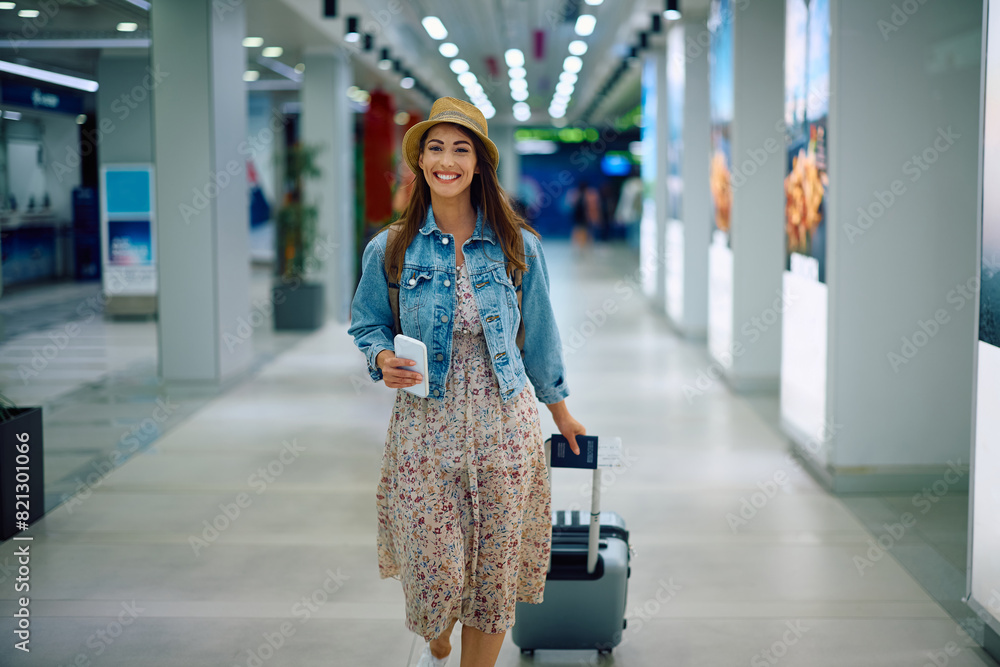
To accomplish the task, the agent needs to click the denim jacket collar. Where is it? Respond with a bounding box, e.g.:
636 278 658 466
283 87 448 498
419 205 496 245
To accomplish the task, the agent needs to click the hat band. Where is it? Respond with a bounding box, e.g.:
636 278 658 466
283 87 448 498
429 109 485 135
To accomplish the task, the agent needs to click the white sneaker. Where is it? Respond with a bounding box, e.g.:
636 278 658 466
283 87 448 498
416 644 450 667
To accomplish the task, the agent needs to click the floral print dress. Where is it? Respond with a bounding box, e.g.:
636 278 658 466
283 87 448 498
375 261 552 640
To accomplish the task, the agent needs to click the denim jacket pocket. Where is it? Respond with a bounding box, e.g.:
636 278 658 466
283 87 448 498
399 268 433 312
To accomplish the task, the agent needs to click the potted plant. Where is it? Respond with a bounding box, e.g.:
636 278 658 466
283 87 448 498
0 393 44 540
273 141 326 330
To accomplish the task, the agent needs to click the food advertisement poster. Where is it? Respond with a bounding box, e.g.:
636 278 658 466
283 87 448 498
784 0 830 282
709 0 734 245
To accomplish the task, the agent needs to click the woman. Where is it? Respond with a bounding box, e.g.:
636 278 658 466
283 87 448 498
349 97 585 667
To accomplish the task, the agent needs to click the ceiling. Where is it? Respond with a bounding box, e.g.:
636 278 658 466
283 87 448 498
0 0 711 127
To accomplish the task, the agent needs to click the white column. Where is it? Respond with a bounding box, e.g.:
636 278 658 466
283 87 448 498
640 50 669 309
150 0 251 382
707 0 786 390
786 0 981 491
665 15 712 338
302 50 355 323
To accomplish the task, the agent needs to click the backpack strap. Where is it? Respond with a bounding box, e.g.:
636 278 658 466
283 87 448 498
384 224 403 337
513 266 525 356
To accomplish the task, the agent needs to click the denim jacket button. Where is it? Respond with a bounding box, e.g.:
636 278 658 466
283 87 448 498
433 389 440 397
442 237 450 245
444 279 451 287
408 278 416 286
440 315 448 323
436 353 444 361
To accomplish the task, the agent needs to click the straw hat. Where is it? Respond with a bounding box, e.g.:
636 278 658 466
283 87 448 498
402 97 499 175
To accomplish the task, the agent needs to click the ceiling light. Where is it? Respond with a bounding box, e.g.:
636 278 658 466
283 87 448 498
509 79 528 92
563 56 583 73
665 0 681 20
76 114 86 124
556 81 574 95
512 89 528 102
345 16 360 42
549 108 566 119
482 106 496 120
395 111 410 125
243 37 264 48
513 102 529 114
568 40 588 56
243 70 260 82
3 110 21 120
449 59 469 74
513 105 531 122
346 85 359 97
400 76 414 89
466 83 485 97
18 8 38 17
508 66 526 79
262 46 283 58
116 22 138 32
0 59 98 92
575 15 596 36
294 63 305 73
553 92 570 104
559 71 578 84
504 49 524 68
585 0 604 4
0 3 15 9
439 42 459 58
457 71 477 87
378 48 392 70
421 16 448 40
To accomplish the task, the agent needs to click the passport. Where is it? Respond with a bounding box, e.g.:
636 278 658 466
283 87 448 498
550 434 599 469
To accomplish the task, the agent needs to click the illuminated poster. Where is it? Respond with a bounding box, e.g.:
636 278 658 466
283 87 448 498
709 0 734 246
667 25 685 222
100 165 157 296
784 0 830 282
971 0 1000 636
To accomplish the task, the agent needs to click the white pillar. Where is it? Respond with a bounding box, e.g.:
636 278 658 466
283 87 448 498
640 50 669 309
665 15 712 338
492 124 521 198
784 0 982 492
707 0 786 390
301 50 355 323
150 0 251 382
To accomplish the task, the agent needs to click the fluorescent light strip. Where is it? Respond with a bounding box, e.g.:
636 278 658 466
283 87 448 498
123 0 151 9
257 56 303 82
0 38 150 49
0 59 98 92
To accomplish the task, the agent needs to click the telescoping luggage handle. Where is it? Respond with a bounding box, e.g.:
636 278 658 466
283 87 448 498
544 435 622 575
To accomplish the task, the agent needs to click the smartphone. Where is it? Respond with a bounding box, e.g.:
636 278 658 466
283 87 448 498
393 334 429 398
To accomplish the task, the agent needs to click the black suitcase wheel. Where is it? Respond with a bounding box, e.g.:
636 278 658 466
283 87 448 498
520 648 534 656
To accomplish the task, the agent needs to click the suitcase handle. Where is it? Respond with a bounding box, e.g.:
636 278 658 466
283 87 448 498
544 438 602 575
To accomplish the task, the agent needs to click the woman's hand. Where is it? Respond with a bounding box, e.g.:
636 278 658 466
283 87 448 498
546 400 586 455
377 349 423 390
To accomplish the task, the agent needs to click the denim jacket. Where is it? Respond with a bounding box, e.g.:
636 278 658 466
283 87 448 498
348 206 569 404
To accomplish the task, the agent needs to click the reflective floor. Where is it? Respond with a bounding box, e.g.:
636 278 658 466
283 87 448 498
0 243 995 666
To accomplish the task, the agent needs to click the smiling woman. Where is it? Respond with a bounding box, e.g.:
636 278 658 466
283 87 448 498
348 96 585 667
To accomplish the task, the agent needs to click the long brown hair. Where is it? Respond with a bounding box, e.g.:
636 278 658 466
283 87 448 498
384 123 539 283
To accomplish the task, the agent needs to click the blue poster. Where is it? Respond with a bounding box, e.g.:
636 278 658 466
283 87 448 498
108 220 153 266
106 170 152 215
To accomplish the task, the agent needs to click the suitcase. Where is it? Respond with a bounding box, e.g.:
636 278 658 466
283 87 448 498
512 439 631 657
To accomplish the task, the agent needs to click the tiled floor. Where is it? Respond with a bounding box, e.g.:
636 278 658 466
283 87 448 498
0 243 996 666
